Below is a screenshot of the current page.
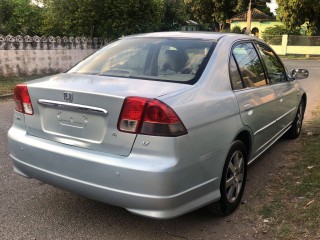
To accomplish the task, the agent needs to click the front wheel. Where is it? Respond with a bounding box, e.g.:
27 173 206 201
285 99 305 139
208 140 247 215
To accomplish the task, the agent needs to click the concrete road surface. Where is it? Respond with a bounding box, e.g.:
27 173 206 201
0 59 319 239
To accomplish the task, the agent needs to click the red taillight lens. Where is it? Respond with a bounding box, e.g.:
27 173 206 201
14 84 34 115
118 97 148 133
118 97 187 137
143 100 181 124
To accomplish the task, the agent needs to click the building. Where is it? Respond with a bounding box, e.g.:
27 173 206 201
181 20 201 32
227 8 281 37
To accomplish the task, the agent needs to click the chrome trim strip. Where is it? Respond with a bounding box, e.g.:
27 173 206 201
254 119 277 136
38 99 108 115
254 107 296 136
276 107 296 122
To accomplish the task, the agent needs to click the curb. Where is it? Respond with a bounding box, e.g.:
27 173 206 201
0 94 13 99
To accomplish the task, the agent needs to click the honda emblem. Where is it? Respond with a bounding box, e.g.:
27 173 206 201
64 92 73 102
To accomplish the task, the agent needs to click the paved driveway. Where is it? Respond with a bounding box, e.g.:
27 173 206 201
0 59 319 239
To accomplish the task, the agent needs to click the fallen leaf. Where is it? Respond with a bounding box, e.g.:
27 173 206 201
306 200 315 207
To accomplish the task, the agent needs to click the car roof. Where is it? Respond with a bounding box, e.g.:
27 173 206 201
123 31 257 41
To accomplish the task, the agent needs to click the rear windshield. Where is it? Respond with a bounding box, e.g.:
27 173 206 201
68 37 216 84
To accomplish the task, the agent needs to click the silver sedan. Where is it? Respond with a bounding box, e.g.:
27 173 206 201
8 32 308 219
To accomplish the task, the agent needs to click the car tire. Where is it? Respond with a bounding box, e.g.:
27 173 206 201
208 140 247 216
285 99 305 139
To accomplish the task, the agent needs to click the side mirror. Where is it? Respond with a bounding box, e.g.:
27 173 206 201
291 69 309 80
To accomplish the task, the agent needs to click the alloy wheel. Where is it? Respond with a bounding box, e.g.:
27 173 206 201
225 150 244 203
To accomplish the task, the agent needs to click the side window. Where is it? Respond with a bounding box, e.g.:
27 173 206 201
233 42 266 88
256 43 287 84
229 54 244 90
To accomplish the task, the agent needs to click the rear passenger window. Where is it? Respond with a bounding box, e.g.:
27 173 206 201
233 42 266 88
255 43 287 84
229 55 243 90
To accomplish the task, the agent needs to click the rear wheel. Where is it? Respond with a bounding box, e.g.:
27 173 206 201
285 100 305 139
208 140 247 215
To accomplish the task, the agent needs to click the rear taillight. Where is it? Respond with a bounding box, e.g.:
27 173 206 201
118 97 187 137
14 84 34 115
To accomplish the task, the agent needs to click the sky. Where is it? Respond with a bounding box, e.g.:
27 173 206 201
31 0 43 7
266 0 278 15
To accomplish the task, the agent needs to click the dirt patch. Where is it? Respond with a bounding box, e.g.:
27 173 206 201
219 108 320 240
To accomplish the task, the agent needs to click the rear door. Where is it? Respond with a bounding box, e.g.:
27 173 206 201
230 41 278 156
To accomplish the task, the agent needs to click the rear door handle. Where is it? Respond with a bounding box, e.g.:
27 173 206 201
244 104 254 111
276 93 284 102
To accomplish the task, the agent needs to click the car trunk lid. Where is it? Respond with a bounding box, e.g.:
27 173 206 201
24 73 190 156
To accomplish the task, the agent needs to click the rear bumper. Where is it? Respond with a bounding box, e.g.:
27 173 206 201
8 126 223 219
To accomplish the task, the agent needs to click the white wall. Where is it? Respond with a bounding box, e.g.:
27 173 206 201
0 49 96 77
0 35 106 77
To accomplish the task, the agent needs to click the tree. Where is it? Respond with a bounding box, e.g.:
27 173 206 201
0 0 43 35
185 0 271 31
277 0 320 36
41 0 105 37
160 0 187 31
241 0 272 16
41 0 184 39
0 0 15 34
185 0 216 29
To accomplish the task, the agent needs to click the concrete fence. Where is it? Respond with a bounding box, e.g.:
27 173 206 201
1 34 318 78
264 34 320 56
0 35 108 77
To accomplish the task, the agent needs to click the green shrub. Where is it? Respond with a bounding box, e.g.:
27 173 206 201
263 25 300 35
219 28 231 33
231 25 242 34
262 25 301 44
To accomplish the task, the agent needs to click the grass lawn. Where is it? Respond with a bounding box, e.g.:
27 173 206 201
280 55 320 60
250 107 320 239
0 76 47 96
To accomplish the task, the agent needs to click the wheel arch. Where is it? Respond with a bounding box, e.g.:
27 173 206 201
234 130 252 160
301 93 307 114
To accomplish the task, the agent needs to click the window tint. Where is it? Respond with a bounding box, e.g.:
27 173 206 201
69 38 214 84
229 54 243 90
233 42 266 88
158 46 208 76
256 43 287 84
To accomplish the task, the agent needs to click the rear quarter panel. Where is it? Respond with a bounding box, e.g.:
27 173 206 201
158 36 247 186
